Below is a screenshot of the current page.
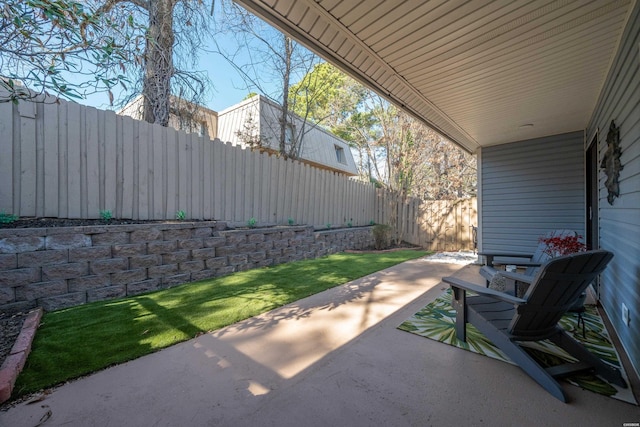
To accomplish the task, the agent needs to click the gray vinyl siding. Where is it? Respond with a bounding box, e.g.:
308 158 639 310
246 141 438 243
587 1 640 377
480 132 585 254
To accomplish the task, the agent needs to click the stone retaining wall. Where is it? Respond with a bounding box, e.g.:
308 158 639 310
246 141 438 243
0 222 374 312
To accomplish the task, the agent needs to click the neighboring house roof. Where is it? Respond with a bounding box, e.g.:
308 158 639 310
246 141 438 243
217 95 359 176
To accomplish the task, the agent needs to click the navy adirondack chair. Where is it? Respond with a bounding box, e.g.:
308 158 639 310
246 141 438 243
443 250 626 402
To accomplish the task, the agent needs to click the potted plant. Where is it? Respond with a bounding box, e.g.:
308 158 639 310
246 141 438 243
539 233 588 310
539 234 587 257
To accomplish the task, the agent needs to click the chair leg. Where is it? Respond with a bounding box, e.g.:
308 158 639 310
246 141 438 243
451 287 467 342
550 330 627 388
471 316 568 402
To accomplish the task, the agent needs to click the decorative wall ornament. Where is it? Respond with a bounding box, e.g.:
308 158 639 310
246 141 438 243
600 120 623 205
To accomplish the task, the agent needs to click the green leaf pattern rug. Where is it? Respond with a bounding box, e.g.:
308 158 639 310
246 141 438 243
398 289 637 405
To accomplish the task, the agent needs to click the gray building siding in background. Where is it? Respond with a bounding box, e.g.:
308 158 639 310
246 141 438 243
586 0 640 378
480 131 585 254
217 96 358 175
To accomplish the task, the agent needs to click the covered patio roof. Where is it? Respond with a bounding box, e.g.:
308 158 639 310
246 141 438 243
234 0 634 153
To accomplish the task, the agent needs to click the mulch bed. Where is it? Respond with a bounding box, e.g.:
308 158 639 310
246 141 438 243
0 312 29 369
0 217 203 229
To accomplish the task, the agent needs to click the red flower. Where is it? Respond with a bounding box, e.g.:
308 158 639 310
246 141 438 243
539 235 587 257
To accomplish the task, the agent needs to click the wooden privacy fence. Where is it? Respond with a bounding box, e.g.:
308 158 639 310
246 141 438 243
375 190 477 251
0 94 375 228
0 94 477 250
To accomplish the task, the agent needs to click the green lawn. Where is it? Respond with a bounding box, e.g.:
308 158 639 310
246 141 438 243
15 250 427 397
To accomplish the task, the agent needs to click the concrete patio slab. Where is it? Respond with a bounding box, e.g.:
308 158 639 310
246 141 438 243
0 257 637 427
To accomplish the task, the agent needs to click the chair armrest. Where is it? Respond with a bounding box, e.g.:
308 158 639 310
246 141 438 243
478 251 534 259
490 258 541 267
478 251 533 267
442 276 526 305
498 271 535 284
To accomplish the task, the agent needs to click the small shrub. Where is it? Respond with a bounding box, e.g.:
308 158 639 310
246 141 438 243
176 210 186 220
288 217 295 226
372 224 393 250
99 210 113 221
247 217 257 228
0 212 18 224
369 220 375 226
347 219 353 228
326 223 331 229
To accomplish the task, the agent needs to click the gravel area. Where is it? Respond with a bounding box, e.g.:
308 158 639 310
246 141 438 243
0 311 29 368
421 251 480 265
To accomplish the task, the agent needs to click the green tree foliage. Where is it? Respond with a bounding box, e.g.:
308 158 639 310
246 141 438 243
288 62 366 134
291 63 476 200
0 0 139 104
288 62 375 173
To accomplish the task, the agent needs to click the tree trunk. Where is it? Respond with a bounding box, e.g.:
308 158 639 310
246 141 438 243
279 36 292 158
142 0 176 126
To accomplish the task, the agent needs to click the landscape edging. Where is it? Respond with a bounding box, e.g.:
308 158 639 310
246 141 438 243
0 308 42 404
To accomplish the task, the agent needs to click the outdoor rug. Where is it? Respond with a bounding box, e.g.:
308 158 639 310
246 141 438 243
398 289 637 405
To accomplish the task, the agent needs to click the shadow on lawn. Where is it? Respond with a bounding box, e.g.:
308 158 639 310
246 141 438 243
13 251 425 398
214 268 393 337
136 296 204 339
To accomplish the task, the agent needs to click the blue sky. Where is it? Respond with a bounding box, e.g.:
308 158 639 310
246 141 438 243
60 4 322 114
77 29 280 113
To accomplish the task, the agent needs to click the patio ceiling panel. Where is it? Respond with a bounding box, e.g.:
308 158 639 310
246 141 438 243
379 2 497 64
372 1 469 43
388 2 533 67
348 1 398 36
435 34 617 111
412 5 626 97
326 0 364 18
421 24 620 99
235 0 633 153
402 9 596 83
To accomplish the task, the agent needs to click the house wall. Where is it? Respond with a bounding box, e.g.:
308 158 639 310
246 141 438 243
479 132 585 253
217 95 358 175
259 97 358 175
217 96 262 146
117 95 145 119
586 0 640 377
169 102 218 140
118 95 218 140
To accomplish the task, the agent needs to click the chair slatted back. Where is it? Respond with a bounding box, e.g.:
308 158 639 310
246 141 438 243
509 250 614 339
